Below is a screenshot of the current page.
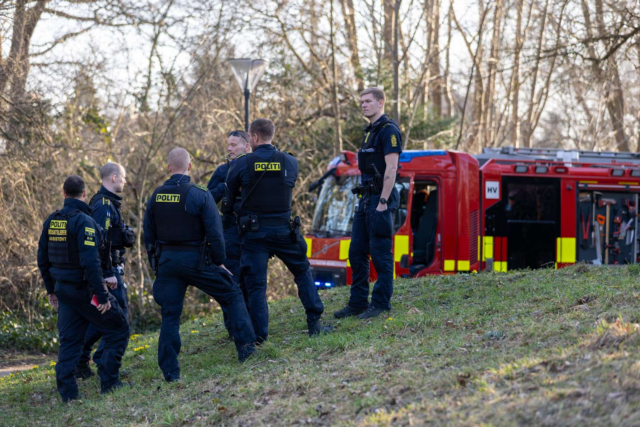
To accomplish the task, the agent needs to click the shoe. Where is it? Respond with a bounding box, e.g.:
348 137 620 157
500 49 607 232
100 381 132 395
357 307 390 320
74 363 95 379
308 320 334 336
239 344 256 363
333 306 366 319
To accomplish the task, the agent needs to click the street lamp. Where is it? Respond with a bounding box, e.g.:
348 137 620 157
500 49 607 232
228 58 268 131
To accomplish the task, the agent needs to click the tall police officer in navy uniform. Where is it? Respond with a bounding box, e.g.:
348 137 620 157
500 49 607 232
76 162 134 379
144 148 256 382
37 175 129 402
226 119 332 343
334 87 402 320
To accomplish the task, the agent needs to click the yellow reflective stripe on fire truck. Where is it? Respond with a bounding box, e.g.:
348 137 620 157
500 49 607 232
458 261 470 271
339 239 351 267
556 237 576 263
304 237 312 258
394 235 409 262
482 236 494 261
444 260 455 271
494 261 508 272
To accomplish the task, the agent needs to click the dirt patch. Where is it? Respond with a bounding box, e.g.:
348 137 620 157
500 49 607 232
0 350 53 378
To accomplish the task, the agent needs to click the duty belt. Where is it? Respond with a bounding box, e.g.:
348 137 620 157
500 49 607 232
352 182 381 196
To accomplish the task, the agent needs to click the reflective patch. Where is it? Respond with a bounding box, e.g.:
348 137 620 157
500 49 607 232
48 229 67 236
391 134 398 148
364 132 370 145
85 227 95 236
50 220 67 229
254 162 281 172
105 218 110 230
49 236 66 242
102 198 111 205
84 240 95 246
156 194 180 202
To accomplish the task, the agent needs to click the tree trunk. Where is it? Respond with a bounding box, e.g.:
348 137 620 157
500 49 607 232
330 0 343 154
340 0 364 92
510 0 524 148
483 0 503 148
427 0 442 118
443 3 455 118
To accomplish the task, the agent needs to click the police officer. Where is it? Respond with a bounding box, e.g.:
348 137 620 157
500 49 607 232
37 175 129 402
144 148 256 382
207 131 251 283
76 162 134 379
226 118 332 343
208 131 252 337
334 87 402 320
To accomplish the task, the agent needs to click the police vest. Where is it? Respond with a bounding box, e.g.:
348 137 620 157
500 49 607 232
241 151 292 213
357 118 400 176
89 192 134 250
47 210 82 269
150 183 206 243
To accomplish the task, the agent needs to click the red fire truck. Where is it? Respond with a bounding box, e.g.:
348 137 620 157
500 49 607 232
306 147 640 288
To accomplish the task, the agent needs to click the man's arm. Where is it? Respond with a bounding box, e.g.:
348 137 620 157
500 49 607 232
142 195 156 264
91 201 116 279
187 188 226 265
207 165 228 204
225 160 242 203
36 218 55 295
377 153 399 211
76 217 109 304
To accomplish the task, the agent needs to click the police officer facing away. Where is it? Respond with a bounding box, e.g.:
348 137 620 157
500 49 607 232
334 87 402 320
226 119 332 343
37 175 129 402
144 148 256 382
76 162 134 379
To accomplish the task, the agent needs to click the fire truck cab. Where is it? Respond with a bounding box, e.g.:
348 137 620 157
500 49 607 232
306 149 479 287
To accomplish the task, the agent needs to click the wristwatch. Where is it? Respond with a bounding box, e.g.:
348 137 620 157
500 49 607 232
379 198 388 205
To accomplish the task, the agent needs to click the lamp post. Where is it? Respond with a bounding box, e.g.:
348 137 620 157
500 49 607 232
228 58 268 131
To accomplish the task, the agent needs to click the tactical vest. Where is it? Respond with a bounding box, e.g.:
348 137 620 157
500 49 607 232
89 192 130 249
47 210 82 269
357 118 400 176
241 151 292 213
150 182 205 242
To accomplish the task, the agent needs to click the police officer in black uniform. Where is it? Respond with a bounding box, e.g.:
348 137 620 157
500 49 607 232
144 148 256 382
226 119 332 343
37 175 129 402
334 87 402 320
208 131 251 285
208 131 252 337
76 162 134 379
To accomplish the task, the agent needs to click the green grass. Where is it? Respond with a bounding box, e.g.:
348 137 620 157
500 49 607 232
3 265 640 426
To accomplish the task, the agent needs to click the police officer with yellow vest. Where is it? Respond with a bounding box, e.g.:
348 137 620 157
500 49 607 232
37 175 129 402
334 87 402 320
144 148 255 382
226 119 332 343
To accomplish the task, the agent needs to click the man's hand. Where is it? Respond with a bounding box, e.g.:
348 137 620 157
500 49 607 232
376 203 388 212
105 276 118 290
219 264 233 276
96 301 111 314
48 294 58 309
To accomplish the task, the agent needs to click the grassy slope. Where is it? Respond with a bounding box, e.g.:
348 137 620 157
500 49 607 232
2 265 640 426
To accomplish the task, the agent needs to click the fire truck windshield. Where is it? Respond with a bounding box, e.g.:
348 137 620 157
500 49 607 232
311 175 359 237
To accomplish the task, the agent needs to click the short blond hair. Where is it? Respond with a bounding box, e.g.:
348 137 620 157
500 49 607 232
360 87 385 101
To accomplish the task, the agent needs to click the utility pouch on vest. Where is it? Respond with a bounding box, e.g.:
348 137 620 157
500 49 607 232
239 215 259 236
220 195 231 213
123 225 135 248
